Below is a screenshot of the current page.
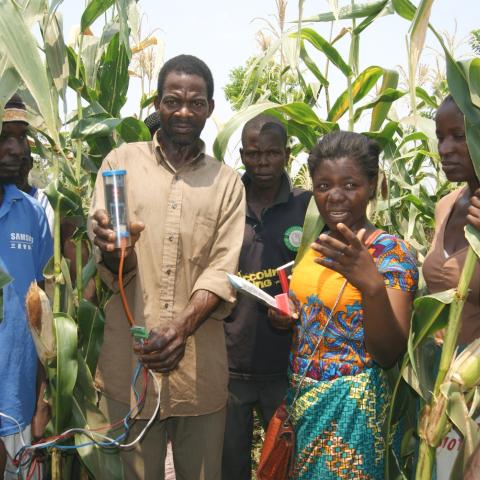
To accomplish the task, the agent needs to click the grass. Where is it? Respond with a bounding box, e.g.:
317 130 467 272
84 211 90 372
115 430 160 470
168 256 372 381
252 410 265 479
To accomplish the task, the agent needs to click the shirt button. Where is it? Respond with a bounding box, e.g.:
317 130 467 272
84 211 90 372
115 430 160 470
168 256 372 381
164 303 169 309
166 269 171 275
172 203 177 209
168 236 174 242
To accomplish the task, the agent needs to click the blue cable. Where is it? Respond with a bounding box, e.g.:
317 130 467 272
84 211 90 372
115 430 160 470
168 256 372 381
13 362 148 461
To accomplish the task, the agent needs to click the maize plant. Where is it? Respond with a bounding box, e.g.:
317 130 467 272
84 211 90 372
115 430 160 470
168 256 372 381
0 0 477 478
216 1 480 478
0 0 157 478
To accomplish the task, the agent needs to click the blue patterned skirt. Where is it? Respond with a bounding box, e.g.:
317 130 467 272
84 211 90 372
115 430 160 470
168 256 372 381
286 366 392 479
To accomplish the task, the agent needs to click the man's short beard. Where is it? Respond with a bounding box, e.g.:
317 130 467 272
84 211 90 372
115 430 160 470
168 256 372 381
171 134 200 147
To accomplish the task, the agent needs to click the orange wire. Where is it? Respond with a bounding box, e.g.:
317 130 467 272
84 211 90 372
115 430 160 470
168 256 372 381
119 239 136 327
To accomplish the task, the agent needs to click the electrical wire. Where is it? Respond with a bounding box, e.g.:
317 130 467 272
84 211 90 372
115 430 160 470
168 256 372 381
8 363 159 474
4 225 161 475
25 456 37 480
0 412 27 448
24 368 160 452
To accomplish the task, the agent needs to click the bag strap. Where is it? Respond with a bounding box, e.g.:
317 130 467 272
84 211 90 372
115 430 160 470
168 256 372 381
364 228 383 247
287 278 347 419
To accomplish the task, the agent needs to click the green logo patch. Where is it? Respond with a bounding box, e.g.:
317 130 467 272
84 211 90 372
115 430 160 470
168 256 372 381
284 226 303 252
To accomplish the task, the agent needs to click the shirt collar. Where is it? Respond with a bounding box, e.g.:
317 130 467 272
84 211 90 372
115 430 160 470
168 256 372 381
242 171 293 207
153 129 206 172
0 184 24 218
3 183 24 202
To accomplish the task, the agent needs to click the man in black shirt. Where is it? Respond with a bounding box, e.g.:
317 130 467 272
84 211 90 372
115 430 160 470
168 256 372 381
222 115 311 480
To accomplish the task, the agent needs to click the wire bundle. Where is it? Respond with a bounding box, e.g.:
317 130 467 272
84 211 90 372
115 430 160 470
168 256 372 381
2 363 160 476
3 240 158 476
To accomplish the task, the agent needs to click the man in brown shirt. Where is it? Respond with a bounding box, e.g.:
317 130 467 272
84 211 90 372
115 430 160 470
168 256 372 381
89 55 245 480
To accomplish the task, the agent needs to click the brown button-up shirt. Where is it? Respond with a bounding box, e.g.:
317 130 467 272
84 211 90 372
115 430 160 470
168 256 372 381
88 134 245 418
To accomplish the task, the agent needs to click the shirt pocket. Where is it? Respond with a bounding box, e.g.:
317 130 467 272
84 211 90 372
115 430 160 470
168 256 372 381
189 216 217 268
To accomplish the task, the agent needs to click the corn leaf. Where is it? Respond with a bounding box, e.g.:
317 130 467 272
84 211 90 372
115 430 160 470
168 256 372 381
328 66 384 122
71 118 122 139
48 0 64 18
466 225 480 260
362 121 399 150
45 179 83 214
270 102 329 129
97 32 129 117
116 116 151 142
60 253 76 316
403 337 438 401
408 0 434 117
66 45 90 102
392 0 416 20
78 300 105 376
18 0 46 27
353 1 394 35
71 387 124 479
0 1 60 146
0 59 21 133
53 313 78 433
75 352 97 405
443 382 480 460
370 69 400 130
83 29 121 94
286 119 319 150
301 0 390 22
294 197 324 267
140 91 157 109
82 35 102 91
213 102 287 161
355 88 404 125
81 256 97 288
116 0 132 58
407 289 455 378
80 0 115 32
415 86 439 109
296 28 352 78
299 42 329 87
409 0 434 36
463 58 480 109
43 11 69 102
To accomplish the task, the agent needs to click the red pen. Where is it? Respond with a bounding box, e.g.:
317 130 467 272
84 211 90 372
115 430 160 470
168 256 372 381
276 261 293 294
275 261 294 315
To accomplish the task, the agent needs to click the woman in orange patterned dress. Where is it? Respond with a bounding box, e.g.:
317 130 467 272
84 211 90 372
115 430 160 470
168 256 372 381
269 131 418 479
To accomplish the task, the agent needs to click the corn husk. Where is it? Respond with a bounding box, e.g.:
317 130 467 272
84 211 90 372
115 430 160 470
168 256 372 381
450 339 480 390
26 282 56 366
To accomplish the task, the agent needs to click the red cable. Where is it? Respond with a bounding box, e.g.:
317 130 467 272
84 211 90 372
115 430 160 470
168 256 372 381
29 237 146 452
31 367 149 447
26 457 36 480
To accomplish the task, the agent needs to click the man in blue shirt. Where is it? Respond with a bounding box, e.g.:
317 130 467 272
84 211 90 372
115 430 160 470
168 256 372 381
0 95 53 479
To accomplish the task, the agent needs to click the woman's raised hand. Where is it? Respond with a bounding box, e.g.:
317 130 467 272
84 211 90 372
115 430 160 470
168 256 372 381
311 223 384 296
467 188 480 230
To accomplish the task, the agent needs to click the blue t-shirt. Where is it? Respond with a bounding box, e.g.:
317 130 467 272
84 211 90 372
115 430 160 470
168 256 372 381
0 184 53 436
